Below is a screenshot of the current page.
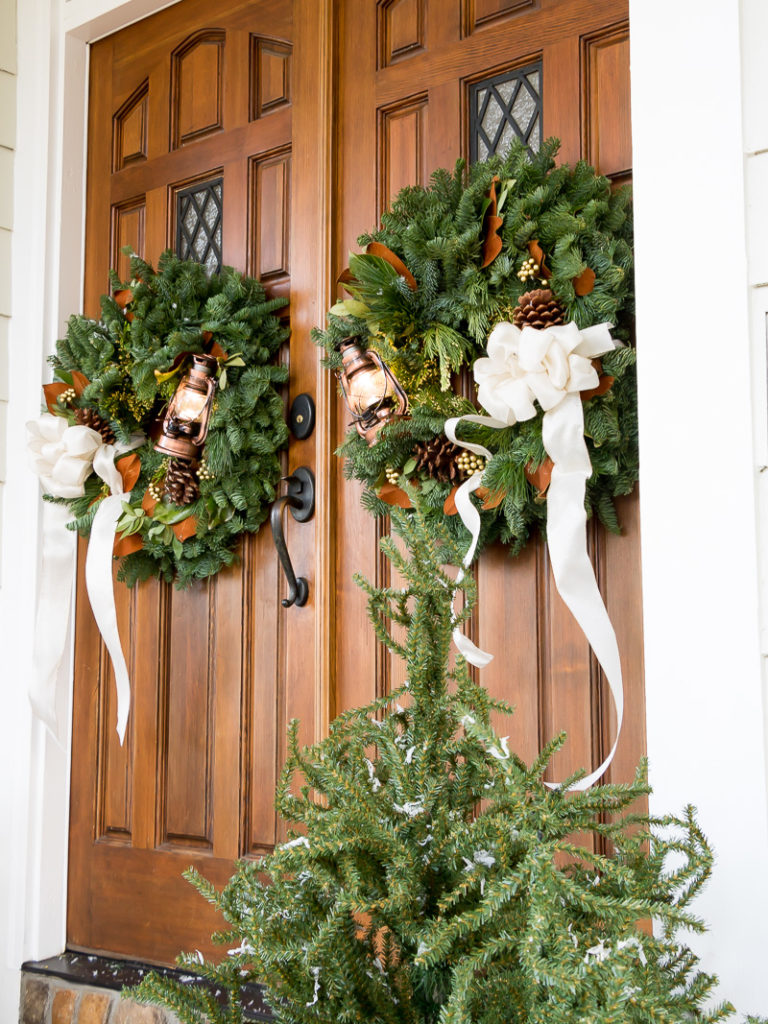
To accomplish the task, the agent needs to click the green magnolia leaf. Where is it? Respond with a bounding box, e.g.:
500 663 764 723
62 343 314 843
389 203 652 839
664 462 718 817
403 458 417 476
151 501 196 526
218 367 228 390
329 299 370 318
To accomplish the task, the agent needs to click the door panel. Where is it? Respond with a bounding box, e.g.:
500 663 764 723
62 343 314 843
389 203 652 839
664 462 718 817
333 0 643 794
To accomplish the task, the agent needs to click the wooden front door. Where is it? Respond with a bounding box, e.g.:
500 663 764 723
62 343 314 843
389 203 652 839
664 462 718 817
69 0 641 967
68 0 332 963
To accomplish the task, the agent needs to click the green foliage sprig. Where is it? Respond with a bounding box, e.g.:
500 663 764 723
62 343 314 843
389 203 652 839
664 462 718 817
132 502 758 1024
46 251 289 586
314 139 637 557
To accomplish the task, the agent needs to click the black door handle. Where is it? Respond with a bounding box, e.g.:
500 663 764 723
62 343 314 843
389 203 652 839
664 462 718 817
270 467 315 608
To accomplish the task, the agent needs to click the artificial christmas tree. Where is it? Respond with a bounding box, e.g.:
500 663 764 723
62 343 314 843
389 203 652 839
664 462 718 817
134 501 759 1024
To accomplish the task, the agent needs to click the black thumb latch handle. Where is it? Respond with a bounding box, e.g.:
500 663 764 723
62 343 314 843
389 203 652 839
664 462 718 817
270 467 315 608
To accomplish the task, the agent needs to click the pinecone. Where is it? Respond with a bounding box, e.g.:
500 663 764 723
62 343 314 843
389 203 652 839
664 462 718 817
74 406 116 444
413 436 464 484
163 458 200 506
512 288 566 330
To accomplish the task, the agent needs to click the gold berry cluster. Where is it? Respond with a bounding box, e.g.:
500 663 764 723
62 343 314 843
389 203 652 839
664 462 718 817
197 457 214 482
457 451 486 478
517 256 542 283
148 476 165 502
385 466 400 485
58 387 77 406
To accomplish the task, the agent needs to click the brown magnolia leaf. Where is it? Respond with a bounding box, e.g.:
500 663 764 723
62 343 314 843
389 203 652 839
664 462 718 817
173 516 198 542
113 288 133 308
43 371 90 413
525 458 553 495
209 341 227 360
527 240 551 280
377 483 413 509
443 488 459 516
116 452 141 493
43 383 70 414
582 374 614 400
366 241 418 291
202 330 213 344
581 358 615 400
573 266 596 296
141 492 158 515
337 267 356 289
481 176 504 268
113 532 143 558
71 371 90 395
476 486 504 510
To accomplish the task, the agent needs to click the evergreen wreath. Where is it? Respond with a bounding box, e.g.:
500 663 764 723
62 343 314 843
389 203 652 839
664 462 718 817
41 251 289 587
314 139 636 556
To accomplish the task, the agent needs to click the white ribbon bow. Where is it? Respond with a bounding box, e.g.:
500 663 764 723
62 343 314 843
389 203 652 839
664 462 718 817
447 320 623 791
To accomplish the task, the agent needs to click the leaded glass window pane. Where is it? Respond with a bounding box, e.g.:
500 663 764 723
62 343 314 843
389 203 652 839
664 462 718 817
176 178 223 274
469 63 542 163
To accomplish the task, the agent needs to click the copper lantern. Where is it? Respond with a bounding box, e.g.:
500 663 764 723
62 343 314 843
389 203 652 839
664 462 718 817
154 353 218 461
337 338 408 445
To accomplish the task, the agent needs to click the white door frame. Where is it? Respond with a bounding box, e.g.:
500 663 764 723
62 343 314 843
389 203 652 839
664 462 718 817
2 0 767 1018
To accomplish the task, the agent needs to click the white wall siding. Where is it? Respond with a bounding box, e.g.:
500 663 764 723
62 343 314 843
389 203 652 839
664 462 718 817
0 0 15 575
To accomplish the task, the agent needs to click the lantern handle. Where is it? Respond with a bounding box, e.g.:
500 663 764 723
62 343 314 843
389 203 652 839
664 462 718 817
270 467 315 608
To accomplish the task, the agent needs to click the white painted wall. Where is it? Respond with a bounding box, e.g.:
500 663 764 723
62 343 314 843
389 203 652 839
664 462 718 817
1 0 767 1020
631 0 768 1015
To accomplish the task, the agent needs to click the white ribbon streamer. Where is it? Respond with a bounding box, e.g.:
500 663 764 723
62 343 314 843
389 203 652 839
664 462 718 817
86 437 145 744
29 501 77 739
447 320 623 790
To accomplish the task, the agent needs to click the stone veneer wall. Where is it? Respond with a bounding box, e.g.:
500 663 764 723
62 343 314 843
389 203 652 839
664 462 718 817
19 975 179 1024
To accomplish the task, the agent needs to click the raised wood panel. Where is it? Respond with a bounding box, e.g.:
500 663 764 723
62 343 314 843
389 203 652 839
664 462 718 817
243 528 281 855
159 582 216 849
379 95 428 214
378 0 425 67
582 23 632 179
250 146 291 283
477 542 543 768
251 37 292 118
111 200 145 282
462 0 538 37
171 30 225 149
113 80 148 171
96 581 134 842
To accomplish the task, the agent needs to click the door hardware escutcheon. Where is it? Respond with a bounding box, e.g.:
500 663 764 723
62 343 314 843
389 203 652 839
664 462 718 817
270 467 315 608
289 393 316 440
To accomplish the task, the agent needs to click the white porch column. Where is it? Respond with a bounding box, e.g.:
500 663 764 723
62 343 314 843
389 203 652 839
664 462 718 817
630 0 768 1013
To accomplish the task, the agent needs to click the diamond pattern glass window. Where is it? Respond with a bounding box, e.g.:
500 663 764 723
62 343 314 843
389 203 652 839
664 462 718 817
176 178 223 274
469 63 542 162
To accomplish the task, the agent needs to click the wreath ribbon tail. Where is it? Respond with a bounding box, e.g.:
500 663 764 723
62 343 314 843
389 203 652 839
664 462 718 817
540 393 623 791
29 502 78 741
86 492 133 745
445 415 506 669
446 400 624 791
86 436 145 745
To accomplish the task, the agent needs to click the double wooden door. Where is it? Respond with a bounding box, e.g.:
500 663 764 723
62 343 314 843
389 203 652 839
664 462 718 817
69 0 642 966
